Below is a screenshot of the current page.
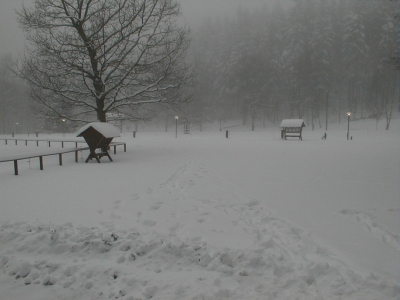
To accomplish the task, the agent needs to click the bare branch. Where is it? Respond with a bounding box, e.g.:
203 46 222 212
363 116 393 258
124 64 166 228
15 0 191 123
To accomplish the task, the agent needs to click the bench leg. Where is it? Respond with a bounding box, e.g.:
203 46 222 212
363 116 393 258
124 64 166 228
106 152 113 162
85 151 101 163
114 145 116 154
124 144 126 152
75 151 78 163
59 153 62 165
39 156 43 170
14 160 18 175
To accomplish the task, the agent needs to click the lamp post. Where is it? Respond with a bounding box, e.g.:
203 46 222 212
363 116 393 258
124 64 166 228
175 116 178 138
347 112 351 140
62 118 66 137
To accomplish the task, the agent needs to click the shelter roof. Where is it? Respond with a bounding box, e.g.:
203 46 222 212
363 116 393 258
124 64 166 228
280 119 306 128
76 122 120 138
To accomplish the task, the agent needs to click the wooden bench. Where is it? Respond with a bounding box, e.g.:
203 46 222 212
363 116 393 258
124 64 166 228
282 127 303 140
280 119 306 141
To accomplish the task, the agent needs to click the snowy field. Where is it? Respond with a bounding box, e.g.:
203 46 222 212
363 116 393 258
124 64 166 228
0 119 399 300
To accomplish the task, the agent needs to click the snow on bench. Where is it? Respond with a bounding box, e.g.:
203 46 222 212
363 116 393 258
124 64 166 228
280 119 306 141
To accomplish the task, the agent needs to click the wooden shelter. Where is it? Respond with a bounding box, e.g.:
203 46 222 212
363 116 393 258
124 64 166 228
280 119 306 141
76 122 121 163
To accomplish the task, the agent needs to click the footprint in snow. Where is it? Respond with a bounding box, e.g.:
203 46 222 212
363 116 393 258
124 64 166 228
143 220 157 226
150 205 160 210
110 213 121 220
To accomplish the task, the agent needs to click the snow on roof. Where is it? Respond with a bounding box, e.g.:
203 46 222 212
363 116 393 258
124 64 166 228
280 119 306 128
76 122 121 138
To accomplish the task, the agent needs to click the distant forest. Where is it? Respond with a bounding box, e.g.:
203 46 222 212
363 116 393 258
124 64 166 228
0 0 398 134
188 0 399 130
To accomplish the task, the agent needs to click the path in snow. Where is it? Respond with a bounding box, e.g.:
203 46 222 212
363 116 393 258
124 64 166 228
1 160 398 299
0 122 398 299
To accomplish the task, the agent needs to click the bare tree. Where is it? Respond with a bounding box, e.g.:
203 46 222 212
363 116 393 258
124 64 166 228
15 0 191 123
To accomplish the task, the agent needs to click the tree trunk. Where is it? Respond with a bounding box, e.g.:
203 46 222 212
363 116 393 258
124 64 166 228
325 91 329 130
97 108 106 122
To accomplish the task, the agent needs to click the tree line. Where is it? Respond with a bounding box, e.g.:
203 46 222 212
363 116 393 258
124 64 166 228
0 0 398 134
189 0 399 130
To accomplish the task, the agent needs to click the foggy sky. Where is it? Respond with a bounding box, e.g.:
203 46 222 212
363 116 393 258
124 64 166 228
0 0 284 57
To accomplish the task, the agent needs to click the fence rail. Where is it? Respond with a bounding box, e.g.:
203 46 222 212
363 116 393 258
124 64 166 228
0 139 127 175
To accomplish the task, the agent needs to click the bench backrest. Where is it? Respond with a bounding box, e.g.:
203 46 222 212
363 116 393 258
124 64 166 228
283 127 302 133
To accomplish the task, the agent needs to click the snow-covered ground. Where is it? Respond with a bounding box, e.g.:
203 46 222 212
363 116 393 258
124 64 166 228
0 119 398 300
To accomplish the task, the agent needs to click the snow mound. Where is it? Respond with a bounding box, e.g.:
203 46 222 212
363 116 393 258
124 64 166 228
1 220 398 300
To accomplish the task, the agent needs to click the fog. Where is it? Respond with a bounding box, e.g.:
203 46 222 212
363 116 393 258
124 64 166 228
0 0 398 134
0 0 285 56
0 0 26 56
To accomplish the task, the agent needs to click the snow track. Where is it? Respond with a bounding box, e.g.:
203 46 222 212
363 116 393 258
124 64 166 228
2 160 397 300
1 219 398 300
337 209 399 249
1 125 398 299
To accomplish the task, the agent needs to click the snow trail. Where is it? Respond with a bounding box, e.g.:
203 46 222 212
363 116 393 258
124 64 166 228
0 122 398 299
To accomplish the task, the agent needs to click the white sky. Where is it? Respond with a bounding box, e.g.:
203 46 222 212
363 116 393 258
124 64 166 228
0 0 285 57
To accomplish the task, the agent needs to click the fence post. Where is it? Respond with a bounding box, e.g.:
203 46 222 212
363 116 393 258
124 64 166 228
14 160 18 175
12 132 14 137
133 131 136 138
39 156 43 170
36 131 38 137
226 130 229 139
